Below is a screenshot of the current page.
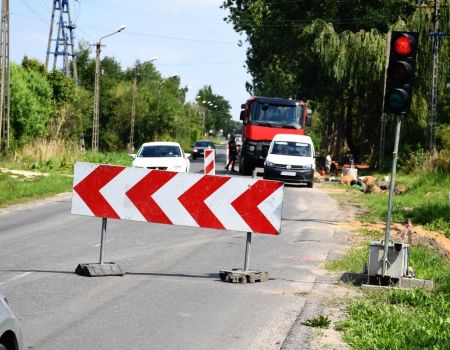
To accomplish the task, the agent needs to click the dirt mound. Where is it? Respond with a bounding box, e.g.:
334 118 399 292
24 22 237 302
339 221 450 261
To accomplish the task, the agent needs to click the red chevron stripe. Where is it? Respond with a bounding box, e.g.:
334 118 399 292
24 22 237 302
126 170 177 224
73 165 125 218
178 175 230 229
231 180 283 235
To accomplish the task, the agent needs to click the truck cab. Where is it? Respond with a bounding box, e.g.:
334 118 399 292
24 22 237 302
238 96 311 175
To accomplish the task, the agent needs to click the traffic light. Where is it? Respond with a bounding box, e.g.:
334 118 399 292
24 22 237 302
384 31 419 114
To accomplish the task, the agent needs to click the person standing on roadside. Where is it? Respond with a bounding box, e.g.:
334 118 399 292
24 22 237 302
325 154 332 174
225 135 238 172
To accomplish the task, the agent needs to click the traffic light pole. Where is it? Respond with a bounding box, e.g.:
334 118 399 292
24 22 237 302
382 112 403 276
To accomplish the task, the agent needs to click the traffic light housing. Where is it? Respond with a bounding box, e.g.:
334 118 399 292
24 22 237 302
384 31 419 114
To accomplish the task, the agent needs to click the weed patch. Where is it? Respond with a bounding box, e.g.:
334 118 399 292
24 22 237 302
301 315 331 328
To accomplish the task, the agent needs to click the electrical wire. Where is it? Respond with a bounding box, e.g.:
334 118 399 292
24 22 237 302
18 0 49 25
75 23 237 45
158 60 244 66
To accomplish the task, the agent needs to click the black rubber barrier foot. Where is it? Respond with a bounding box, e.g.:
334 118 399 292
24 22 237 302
75 262 125 277
219 269 268 283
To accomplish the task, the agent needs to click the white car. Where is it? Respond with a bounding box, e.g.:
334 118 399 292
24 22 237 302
263 134 315 188
0 295 23 350
131 142 190 172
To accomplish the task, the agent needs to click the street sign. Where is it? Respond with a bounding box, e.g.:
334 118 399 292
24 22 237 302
72 162 284 234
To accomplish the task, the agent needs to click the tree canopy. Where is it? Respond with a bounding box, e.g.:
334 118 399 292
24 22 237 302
222 0 450 165
6 45 235 152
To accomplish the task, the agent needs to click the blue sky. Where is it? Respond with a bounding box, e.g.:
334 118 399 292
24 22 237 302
11 0 251 119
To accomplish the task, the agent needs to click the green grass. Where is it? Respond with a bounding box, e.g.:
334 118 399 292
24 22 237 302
0 149 133 207
326 227 450 349
339 172 450 237
301 315 331 328
340 289 450 349
326 171 450 348
0 172 72 207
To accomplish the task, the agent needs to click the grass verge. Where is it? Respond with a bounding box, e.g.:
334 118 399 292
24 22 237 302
0 140 134 206
332 172 450 237
0 172 72 207
327 231 450 349
325 170 450 349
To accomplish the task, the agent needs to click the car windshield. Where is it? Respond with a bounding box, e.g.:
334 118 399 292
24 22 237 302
271 141 311 157
138 145 181 157
195 141 212 147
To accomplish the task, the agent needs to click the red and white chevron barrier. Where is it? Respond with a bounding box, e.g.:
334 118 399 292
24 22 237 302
204 149 215 175
72 162 284 235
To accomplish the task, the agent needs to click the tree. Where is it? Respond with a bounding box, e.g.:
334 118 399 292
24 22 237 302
10 64 53 145
221 0 449 163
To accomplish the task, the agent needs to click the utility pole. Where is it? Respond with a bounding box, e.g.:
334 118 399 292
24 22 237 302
130 67 137 152
46 0 78 80
92 42 101 152
92 25 127 152
427 0 447 151
0 0 9 152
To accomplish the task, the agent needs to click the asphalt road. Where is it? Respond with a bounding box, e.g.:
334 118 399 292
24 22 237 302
0 145 352 350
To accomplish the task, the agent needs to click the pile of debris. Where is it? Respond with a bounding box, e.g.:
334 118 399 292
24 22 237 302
340 175 409 194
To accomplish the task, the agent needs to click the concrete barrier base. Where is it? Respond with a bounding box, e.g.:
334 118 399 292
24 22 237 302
341 272 434 290
219 269 268 283
75 262 125 277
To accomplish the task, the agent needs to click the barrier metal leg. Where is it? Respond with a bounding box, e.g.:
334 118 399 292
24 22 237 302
244 232 252 271
99 217 107 264
75 217 124 277
219 169 268 283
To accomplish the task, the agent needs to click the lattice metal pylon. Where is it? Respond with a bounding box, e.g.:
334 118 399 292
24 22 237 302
45 0 78 80
0 0 9 151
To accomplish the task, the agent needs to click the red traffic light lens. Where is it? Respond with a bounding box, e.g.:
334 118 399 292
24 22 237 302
394 35 414 56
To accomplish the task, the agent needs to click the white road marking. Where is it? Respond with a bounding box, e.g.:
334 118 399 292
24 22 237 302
0 272 32 286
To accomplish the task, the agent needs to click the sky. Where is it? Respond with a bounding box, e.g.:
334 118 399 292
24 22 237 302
11 0 252 119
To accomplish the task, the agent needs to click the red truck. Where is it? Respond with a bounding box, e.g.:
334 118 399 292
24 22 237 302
238 96 312 175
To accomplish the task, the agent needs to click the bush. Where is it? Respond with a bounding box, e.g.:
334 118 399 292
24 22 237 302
402 149 450 173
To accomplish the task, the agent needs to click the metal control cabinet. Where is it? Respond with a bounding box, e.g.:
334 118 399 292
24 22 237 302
368 242 409 278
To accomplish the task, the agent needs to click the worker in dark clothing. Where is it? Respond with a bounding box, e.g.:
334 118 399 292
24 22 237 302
225 135 238 172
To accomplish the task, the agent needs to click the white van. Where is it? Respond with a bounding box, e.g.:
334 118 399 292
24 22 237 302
263 134 315 187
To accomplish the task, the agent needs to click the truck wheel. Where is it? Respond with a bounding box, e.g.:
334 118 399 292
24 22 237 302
307 181 314 188
239 156 253 175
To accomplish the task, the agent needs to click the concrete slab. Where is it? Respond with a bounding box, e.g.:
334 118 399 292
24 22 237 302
340 272 434 291
219 269 269 283
75 262 125 277
398 277 434 290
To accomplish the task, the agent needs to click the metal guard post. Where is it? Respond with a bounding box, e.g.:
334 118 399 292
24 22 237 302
99 218 107 264
382 113 402 276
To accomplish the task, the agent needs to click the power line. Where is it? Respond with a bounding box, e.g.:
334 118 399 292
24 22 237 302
18 0 48 24
76 24 237 45
158 60 244 66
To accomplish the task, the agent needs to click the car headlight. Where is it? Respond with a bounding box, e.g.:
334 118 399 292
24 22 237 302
265 161 274 167
304 164 313 169
249 145 255 151
194 149 198 152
